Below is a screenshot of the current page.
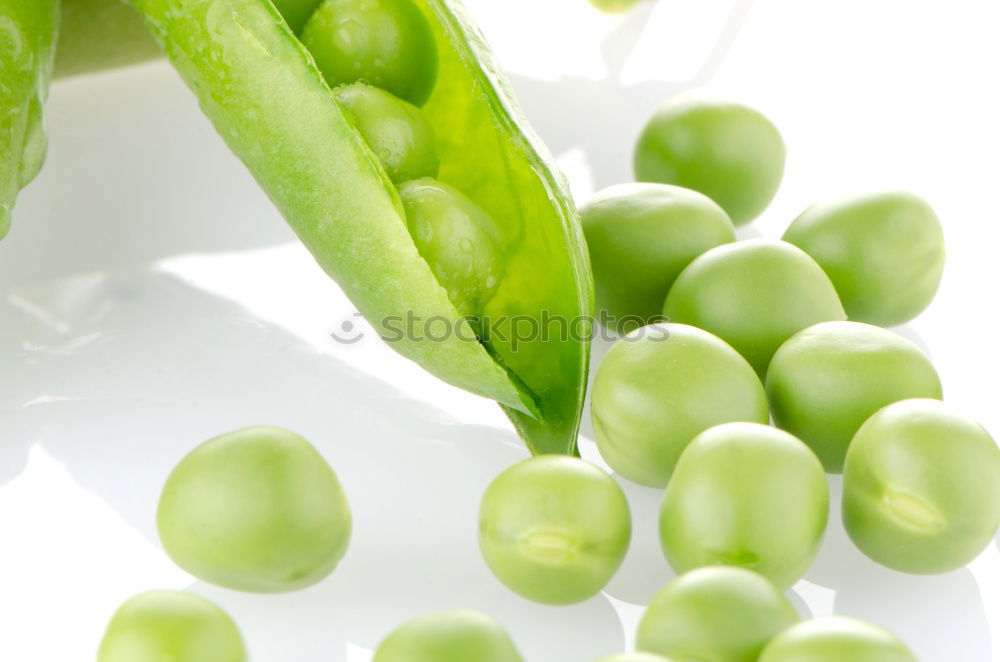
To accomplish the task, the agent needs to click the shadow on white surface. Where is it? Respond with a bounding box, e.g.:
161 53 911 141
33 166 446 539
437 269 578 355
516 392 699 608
806 476 991 660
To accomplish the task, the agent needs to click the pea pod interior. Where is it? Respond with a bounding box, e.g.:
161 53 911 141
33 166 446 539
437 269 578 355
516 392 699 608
126 0 593 455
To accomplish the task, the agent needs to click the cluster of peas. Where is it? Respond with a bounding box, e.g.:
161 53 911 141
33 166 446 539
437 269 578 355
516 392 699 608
94 1 999 662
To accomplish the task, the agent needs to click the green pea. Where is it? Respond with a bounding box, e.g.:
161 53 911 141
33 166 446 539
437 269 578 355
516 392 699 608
333 83 440 183
842 399 1000 574
591 323 768 488
595 655 677 662
634 99 785 225
766 321 943 473
157 426 352 593
783 191 945 327
589 0 644 13
398 177 506 318
663 240 846 376
659 422 827 589
580 183 736 333
97 590 246 662
636 566 800 662
478 455 632 605
373 611 523 662
301 0 439 106
759 616 917 662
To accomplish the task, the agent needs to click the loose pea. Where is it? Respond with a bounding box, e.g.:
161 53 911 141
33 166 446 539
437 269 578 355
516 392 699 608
301 0 439 106
660 422 828 589
591 323 768 487
580 183 736 333
398 177 506 318
634 99 785 225
783 191 945 327
478 456 631 605
766 321 943 472
636 566 799 662
373 611 524 662
333 83 439 183
759 616 917 662
97 590 246 662
843 399 1000 574
663 240 846 376
589 0 645 13
157 426 352 593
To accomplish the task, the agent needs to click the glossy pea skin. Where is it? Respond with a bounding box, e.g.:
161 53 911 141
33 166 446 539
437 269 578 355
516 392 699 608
373 611 524 662
580 183 736 333
766 321 943 473
759 616 917 662
589 0 644 12
663 240 846 377
157 426 352 593
301 0 439 106
843 399 1000 574
333 83 439 183
478 456 631 605
783 191 945 327
660 422 828 589
634 99 785 225
399 178 506 318
97 590 246 662
591 324 768 487
636 566 799 662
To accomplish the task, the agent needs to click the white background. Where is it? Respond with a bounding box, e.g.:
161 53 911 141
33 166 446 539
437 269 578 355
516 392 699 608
1 0 999 660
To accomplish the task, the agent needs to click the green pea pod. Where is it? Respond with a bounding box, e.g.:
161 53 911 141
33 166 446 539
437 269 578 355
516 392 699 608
0 0 59 239
127 0 593 455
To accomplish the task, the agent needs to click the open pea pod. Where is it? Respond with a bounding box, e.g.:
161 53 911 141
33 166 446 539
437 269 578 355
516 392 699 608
0 0 59 239
127 0 593 455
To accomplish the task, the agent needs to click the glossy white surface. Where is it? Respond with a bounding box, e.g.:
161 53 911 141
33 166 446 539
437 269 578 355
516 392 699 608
1 0 998 660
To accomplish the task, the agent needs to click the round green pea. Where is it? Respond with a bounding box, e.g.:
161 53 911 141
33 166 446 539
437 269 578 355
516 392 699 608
660 422 828 589
663 240 847 376
334 82 439 183
157 426 352 593
301 0 439 106
580 183 736 333
634 99 785 225
478 455 631 605
766 321 943 473
373 611 523 662
843 399 1000 574
783 191 945 327
97 590 246 662
272 0 325 33
591 323 768 488
589 0 645 13
398 177 506 317
595 655 677 662
759 616 917 662
636 566 799 662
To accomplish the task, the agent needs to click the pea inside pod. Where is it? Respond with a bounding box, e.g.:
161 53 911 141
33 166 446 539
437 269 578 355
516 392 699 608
1 0 59 239
127 0 593 455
